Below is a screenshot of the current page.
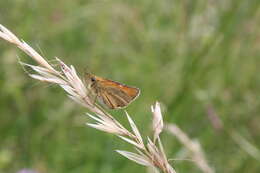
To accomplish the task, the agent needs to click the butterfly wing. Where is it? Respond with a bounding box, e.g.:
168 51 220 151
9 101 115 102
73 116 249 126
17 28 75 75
99 91 126 109
96 77 140 109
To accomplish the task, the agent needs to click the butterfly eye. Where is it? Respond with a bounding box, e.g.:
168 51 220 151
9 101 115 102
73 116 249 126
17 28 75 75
91 77 96 82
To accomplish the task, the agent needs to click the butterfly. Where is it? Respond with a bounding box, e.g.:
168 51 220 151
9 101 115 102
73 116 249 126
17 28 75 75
85 73 140 109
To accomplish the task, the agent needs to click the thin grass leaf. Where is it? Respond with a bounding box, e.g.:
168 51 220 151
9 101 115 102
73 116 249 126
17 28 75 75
87 123 121 134
151 102 164 142
87 113 104 124
67 95 91 108
117 135 143 149
158 137 169 163
0 24 20 43
29 74 66 85
116 150 152 166
125 111 144 147
20 41 56 72
60 85 78 97
19 62 52 74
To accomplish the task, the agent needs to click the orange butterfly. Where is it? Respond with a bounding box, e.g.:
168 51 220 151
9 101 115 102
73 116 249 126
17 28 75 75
85 73 140 109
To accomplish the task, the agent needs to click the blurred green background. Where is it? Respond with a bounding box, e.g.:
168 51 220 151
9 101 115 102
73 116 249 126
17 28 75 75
0 0 259 172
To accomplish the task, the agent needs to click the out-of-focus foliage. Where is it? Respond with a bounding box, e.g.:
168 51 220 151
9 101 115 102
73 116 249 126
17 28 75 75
0 0 259 172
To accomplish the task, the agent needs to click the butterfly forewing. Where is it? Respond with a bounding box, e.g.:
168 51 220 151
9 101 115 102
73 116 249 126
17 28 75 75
99 91 126 109
88 75 140 109
99 81 140 109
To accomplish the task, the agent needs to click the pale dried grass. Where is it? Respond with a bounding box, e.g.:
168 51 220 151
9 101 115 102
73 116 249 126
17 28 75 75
0 24 176 173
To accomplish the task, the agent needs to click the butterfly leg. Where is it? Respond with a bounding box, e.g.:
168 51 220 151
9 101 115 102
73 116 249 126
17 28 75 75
90 93 98 107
